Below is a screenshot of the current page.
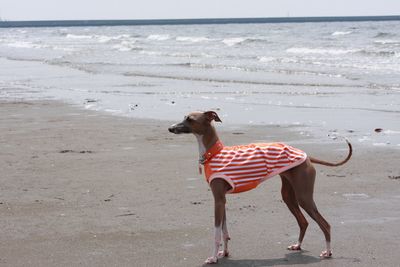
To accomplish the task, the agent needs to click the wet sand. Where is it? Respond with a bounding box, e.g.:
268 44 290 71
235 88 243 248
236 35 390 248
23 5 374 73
0 100 399 267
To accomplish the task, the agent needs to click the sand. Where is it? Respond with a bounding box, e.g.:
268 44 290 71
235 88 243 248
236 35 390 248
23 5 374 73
0 100 399 267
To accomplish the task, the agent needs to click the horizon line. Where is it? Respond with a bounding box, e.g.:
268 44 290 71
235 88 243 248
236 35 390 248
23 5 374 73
1 15 400 28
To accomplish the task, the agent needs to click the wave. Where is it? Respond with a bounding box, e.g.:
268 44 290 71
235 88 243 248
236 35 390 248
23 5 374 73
374 32 395 38
2 40 76 52
331 31 353 36
374 39 400 45
3 56 44 63
286 47 359 55
96 34 131 43
65 33 133 44
112 40 141 52
357 49 397 57
66 34 93 39
176 36 210 43
177 62 254 72
147 34 170 41
137 50 213 58
222 37 246 46
124 71 352 88
46 60 100 74
258 56 276 63
5 41 50 49
222 37 269 46
176 62 343 78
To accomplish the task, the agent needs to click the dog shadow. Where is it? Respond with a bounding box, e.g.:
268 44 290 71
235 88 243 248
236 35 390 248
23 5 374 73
204 251 321 267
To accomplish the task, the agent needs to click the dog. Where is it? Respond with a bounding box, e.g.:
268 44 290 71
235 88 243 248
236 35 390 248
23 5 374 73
168 111 352 264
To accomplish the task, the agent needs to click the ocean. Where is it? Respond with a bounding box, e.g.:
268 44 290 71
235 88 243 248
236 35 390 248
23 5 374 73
0 20 399 147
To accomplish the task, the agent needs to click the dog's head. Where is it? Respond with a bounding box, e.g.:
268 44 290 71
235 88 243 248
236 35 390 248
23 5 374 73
168 111 222 135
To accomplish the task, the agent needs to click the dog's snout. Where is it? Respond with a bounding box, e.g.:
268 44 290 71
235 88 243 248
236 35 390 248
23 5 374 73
168 123 180 134
168 122 191 134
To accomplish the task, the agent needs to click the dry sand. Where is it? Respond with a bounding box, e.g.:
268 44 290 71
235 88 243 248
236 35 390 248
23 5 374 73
1 100 399 267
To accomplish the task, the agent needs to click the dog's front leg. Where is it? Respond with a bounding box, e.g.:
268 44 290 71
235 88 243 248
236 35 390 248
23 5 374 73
205 179 228 264
204 224 222 264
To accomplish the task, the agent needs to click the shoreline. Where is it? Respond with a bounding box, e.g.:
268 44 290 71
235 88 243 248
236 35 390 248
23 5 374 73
1 100 399 266
1 53 399 150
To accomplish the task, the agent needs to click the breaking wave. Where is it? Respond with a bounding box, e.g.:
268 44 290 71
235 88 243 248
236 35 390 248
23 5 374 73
222 37 269 46
112 40 141 52
147 34 170 41
176 36 210 43
66 34 93 39
331 31 353 36
374 39 400 45
286 47 359 55
6 41 50 49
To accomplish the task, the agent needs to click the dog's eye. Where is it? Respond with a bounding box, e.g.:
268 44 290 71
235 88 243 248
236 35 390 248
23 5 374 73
185 116 194 123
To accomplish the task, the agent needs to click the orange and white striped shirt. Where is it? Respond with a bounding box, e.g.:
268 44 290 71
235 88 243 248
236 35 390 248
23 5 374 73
203 141 307 193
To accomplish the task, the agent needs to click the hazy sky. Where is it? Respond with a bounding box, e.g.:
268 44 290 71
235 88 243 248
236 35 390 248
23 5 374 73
1 0 400 21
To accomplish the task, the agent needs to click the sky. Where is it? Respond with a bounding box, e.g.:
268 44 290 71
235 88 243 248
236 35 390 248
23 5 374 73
1 0 400 21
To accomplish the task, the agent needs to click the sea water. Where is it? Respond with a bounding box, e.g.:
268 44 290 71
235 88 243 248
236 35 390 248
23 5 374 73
0 21 399 146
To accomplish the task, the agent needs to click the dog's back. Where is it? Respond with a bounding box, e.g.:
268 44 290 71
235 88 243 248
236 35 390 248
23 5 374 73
204 142 307 193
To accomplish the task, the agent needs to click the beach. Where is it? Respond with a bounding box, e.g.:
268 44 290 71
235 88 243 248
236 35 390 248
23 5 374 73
1 100 399 266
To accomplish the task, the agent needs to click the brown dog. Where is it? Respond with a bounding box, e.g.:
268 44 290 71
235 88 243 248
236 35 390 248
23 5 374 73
168 111 352 264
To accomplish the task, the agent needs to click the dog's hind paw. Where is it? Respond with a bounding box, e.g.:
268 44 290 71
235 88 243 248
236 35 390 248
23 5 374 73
205 256 218 264
287 244 301 251
320 250 332 259
217 249 229 258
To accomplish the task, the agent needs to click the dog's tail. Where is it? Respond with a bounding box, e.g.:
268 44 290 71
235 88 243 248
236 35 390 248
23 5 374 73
309 138 352 167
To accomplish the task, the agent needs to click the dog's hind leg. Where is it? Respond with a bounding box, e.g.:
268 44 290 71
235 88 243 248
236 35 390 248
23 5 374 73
287 160 332 258
280 175 309 251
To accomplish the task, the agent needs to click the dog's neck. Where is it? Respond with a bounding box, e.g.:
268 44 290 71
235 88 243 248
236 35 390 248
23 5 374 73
195 125 220 163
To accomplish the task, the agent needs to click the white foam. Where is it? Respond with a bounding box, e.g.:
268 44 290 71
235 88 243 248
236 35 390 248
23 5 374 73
147 34 170 41
66 34 93 39
112 40 137 52
51 45 76 52
258 56 275 62
286 47 359 55
200 52 216 58
96 35 113 43
281 57 298 63
222 37 246 46
139 50 163 56
84 104 97 109
6 41 49 49
374 39 400 45
176 36 210 43
332 31 353 36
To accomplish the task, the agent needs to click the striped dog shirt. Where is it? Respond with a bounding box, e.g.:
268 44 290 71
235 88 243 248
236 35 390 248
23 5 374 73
203 141 307 193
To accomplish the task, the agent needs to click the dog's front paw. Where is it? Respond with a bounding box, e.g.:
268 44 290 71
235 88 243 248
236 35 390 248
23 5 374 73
287 244 301 251
217 249 229 258
204 256 218 264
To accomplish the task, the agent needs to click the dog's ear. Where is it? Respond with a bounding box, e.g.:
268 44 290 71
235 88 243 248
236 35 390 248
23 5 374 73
204 111 222 123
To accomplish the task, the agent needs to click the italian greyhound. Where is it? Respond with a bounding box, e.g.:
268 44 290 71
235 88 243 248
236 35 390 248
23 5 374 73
168 111 352 264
